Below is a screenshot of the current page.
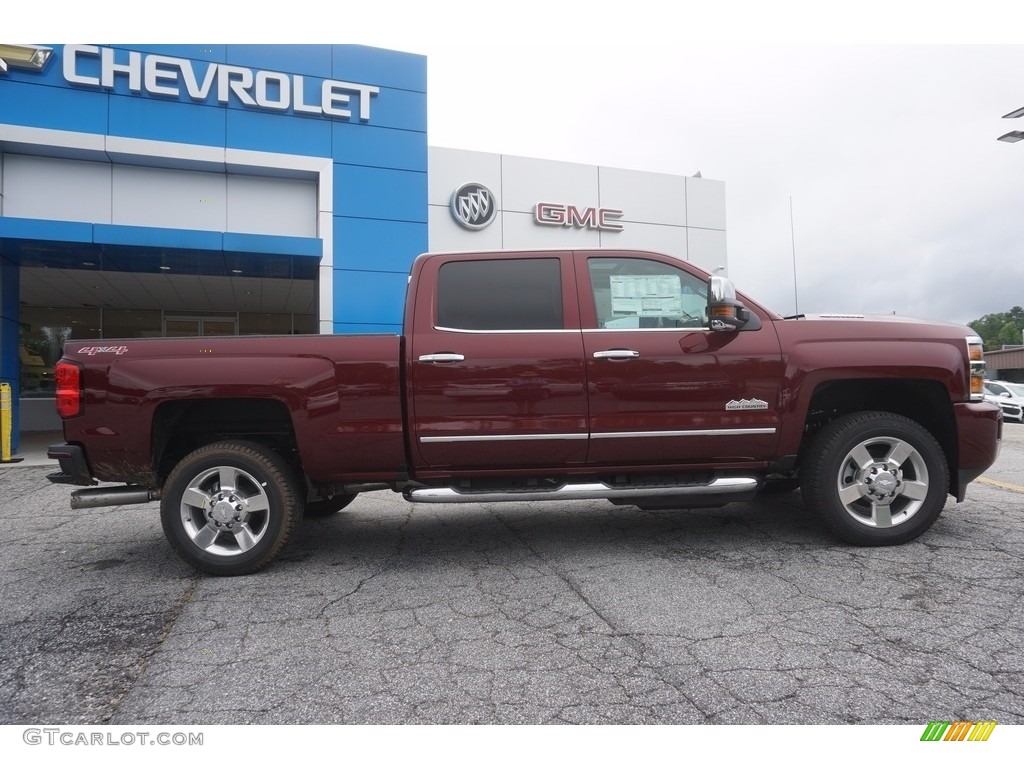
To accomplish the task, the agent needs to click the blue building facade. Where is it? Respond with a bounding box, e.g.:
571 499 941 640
0 44 428 446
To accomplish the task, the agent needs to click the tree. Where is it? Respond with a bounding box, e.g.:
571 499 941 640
999 321 1022 348
968 307 1024 351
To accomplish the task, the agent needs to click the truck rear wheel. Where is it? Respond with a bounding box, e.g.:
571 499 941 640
801 411 949 546
160 441 301 576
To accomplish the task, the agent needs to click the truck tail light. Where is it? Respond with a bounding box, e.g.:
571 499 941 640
966 336 985 402
55 360 83 418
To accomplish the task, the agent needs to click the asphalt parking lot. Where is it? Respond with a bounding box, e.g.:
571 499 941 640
1 427 1022 725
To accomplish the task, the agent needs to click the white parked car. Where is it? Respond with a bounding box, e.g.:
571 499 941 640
984 380 1024 423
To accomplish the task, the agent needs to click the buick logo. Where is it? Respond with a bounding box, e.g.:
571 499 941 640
450 182 496 230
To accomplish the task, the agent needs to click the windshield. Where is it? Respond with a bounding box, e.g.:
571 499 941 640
1004 383 1024 398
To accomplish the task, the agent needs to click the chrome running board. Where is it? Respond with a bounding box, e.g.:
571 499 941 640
404 476 759 504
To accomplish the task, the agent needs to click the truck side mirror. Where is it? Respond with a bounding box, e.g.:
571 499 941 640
706 276 749 332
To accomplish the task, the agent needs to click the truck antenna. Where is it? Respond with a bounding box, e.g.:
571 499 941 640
790 196 799 316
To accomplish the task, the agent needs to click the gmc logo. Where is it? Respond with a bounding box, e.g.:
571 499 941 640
534 202 624 231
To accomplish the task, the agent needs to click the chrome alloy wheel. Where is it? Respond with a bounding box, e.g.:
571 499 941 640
835 436 930 529
179 465 271 557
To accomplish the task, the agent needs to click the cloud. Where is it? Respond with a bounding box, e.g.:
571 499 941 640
415 43 1024 326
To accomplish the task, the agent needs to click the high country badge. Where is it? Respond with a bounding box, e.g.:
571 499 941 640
725 398 769 411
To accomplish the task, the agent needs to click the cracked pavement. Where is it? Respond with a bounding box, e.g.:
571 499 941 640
1 427 1022 725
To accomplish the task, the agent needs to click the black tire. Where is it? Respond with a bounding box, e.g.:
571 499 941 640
304 493 358 518
801 411 949 546
160 441 301 576
761 478 801 494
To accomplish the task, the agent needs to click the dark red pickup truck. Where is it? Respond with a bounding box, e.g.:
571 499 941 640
48 249 1002 575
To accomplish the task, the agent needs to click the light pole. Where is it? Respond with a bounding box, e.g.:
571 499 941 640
998 104 1024 142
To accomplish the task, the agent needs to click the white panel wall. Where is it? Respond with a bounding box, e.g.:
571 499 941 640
428 206 504 251
1 154 316 237
3 154 113 223
598 167 687 226
227 175 317 237
685 176 726 230
114 165 227 231
428 147 503 208
500 155 599 214
428 148 725 273
428 147 504 251
686 227 728 273
501 211 602 248
598 222 688 260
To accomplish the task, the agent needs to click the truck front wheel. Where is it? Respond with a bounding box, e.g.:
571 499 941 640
801 412 949 546
160 441 301 576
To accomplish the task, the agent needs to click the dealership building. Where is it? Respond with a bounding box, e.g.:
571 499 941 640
0 44 726 449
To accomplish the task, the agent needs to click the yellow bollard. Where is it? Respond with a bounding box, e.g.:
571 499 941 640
1 382 24 463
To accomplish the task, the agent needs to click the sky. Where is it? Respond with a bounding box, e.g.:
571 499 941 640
359 22 1024 326
10 1 1024 326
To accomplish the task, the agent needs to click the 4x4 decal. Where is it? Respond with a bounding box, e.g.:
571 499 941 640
77 346 128 356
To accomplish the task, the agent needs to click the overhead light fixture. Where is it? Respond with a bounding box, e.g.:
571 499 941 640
1002 106 1024 119
998 131 1024 143
0 44 54 74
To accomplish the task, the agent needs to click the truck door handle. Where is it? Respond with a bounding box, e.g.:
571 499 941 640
418 353 465 363
593 349 640 360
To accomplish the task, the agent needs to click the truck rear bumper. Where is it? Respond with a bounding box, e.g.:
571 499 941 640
46 443 97 486
954 401 1002 501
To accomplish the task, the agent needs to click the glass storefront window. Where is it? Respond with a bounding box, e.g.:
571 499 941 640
239 313 293 335
19 307 101 397
102 309 163 339
239 313 315 335
165 315 238 337
17 307 315 396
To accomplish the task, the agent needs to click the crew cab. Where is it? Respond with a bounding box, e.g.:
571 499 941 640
47 249 1002 575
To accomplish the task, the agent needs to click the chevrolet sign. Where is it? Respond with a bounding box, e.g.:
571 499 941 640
61 45 379 121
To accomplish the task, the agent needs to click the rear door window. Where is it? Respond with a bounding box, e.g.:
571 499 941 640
436 258 563 331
